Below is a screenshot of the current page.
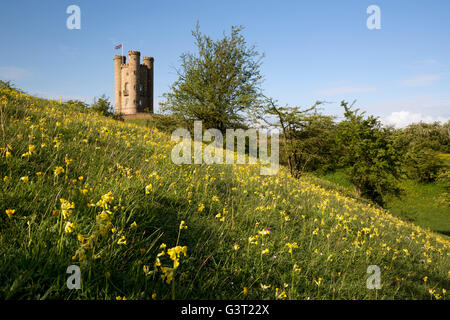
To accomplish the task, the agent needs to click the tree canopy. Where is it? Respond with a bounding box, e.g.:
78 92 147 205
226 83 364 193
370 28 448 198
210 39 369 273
161 23 264 132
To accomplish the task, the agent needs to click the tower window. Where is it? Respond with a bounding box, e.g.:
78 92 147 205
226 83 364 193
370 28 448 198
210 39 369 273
125 98 129 106
125 83 129 91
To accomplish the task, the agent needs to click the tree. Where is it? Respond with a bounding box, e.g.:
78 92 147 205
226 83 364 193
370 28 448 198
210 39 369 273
160 23 264 132
91 94 113 116
336 101 401 206
393 121 449 183
65 99 89 109
254 97 335 177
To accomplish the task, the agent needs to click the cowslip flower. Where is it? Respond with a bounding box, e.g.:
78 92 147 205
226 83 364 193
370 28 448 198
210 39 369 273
54 166 64 177
260 284 271 290
275 288 287 299
286 242 298 254
258 228 271 236
65 222 75 233
179 220 187 230
314 277 323 286
117 236 127 245
5 209 15 218
60 198 75 219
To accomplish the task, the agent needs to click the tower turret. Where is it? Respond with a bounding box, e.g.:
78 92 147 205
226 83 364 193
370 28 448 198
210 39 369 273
114 55 125 114
127 51 140 114
142 56 154 113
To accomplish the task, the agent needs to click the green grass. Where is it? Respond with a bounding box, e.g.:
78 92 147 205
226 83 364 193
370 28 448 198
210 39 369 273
321 169 450 235
0 87 449 300
385 180 449 235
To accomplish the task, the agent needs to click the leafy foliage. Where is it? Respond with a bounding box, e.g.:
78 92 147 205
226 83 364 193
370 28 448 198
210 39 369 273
91 94 113 116
393 122 449 183
161 23 264 132
335 101 401 206
255 97 336 178
65 99 89 110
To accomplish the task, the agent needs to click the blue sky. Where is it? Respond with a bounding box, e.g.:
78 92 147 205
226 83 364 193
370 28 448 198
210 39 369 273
1 0 449 127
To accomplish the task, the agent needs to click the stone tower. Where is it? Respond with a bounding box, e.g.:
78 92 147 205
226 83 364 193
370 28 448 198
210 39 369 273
114 51 154 116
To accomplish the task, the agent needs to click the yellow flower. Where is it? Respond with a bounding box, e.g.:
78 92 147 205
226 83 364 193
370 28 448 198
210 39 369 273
275 288 287 299
64 156 73 166
248 235 258 245
77 234 85 243
131 221 137 228
261 248 269 255
286 242 298 254
179 220 187 230
64 222 75 233
117 236 127 245
152 293 157 300
260 284 271 290
423 276 428 282
53 166 64 177
20 176 29 183
198 203 205 212
233 243 240 251
145 183 153 194
60 198 75 219
314 277 323 286
5 209 15 218
243 287 248 295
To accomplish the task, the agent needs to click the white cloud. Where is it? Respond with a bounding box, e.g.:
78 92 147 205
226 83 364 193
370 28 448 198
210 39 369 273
401 74 440 87
366 96 450 116
0 66 31 81
383 111 448 128
317 86 376 96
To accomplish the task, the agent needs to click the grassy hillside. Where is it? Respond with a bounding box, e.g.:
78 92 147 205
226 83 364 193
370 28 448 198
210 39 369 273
0 86 448 300
321 170 450 235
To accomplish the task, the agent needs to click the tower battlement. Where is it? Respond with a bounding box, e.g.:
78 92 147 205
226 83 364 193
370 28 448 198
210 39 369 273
114 50 154 116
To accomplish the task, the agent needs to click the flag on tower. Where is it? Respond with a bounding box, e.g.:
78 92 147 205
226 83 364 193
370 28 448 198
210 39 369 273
115 44 122 49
